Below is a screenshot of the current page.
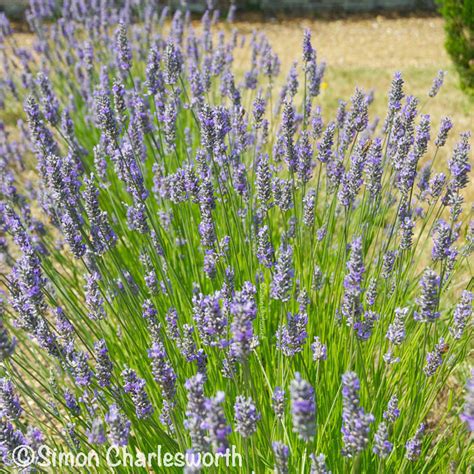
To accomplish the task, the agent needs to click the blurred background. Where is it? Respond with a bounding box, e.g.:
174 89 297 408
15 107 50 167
1 0 438 19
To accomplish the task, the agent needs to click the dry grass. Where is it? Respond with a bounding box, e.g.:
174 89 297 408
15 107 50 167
233 16 472 129
229 16 473 203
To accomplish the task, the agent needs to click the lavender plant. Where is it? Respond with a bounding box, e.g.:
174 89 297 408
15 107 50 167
0 2 472 472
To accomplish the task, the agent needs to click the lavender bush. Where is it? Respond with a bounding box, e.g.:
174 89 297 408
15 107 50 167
0 1 472 472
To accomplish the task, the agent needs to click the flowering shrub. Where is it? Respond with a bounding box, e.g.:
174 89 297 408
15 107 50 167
0 1 473 472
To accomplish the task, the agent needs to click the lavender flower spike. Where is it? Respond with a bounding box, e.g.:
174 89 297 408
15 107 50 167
342 236 365 327
311 337 327 362
373 422 393 458
122 367 154 419
0 378 22 420
272 387 286 420
449 290 473 339
428 70 445 98
310 453 331 474
270 242 294 303
405 423 425 461
423 338 448 377
115 21 132 72
204 391 231 454
272 441 289 474
94 339 113 387
290 372 316 441
106 404 131 447
460 370 474 432
234 395 261 437
383 395 400 423
185 374 209 453
341 371 374 457
414 268 440 322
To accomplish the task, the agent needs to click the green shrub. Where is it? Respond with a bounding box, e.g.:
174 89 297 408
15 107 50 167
438 0 474 94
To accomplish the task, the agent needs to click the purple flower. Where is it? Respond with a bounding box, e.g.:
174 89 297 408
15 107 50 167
341 371 374 457
381 250 397 279
413 114 431 159
460 370 474 432
317 122 335 163
253 95 266 129
303 189 316 227
145 47 164 95
148 340 177 401
164 40 183 85
449 290 473 339
122 367 154 419
37 72 60 126
311 106 324 140
94 339 113 387
87 418 106 445
112 79 127 124
405 423 425 461
311 337 327 362
297 131 313 184
423 338 448 377
272 441 289 474
0 420 27 464
414 268 440 322
60 212 86 259
83 176 116 255
354 311 378 341
227 3 237 23
388 71 404 115
71 351 93 386
365 138 383 198
257 225 275 268
85 272 106 321
435 116 453 147
302 29 314 63
105 404 131 447
64 389 80 415
272 387 286 420
448 131 471 193
204 391 231 454
94 89 118 145
373 422 393 458
0 378 22 420
428 70 445 98
341 237 365 327
386 307 408 345
276 311 308 357
429 173 446 199
365 278 377 306
271 242 294 302
230 282 257 361
184 374 209 453
281 98 297 171
310 453 330 473
234 395 260 437
400 217 415 250
432 219 455 261
290 373 316 441
383 395 400 423
0 319 16 361
192 290 227 348
115 21 132 72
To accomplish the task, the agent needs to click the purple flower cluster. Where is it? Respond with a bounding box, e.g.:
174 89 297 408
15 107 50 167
341 371 374 457
0 3 471 472
290 373 316 441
